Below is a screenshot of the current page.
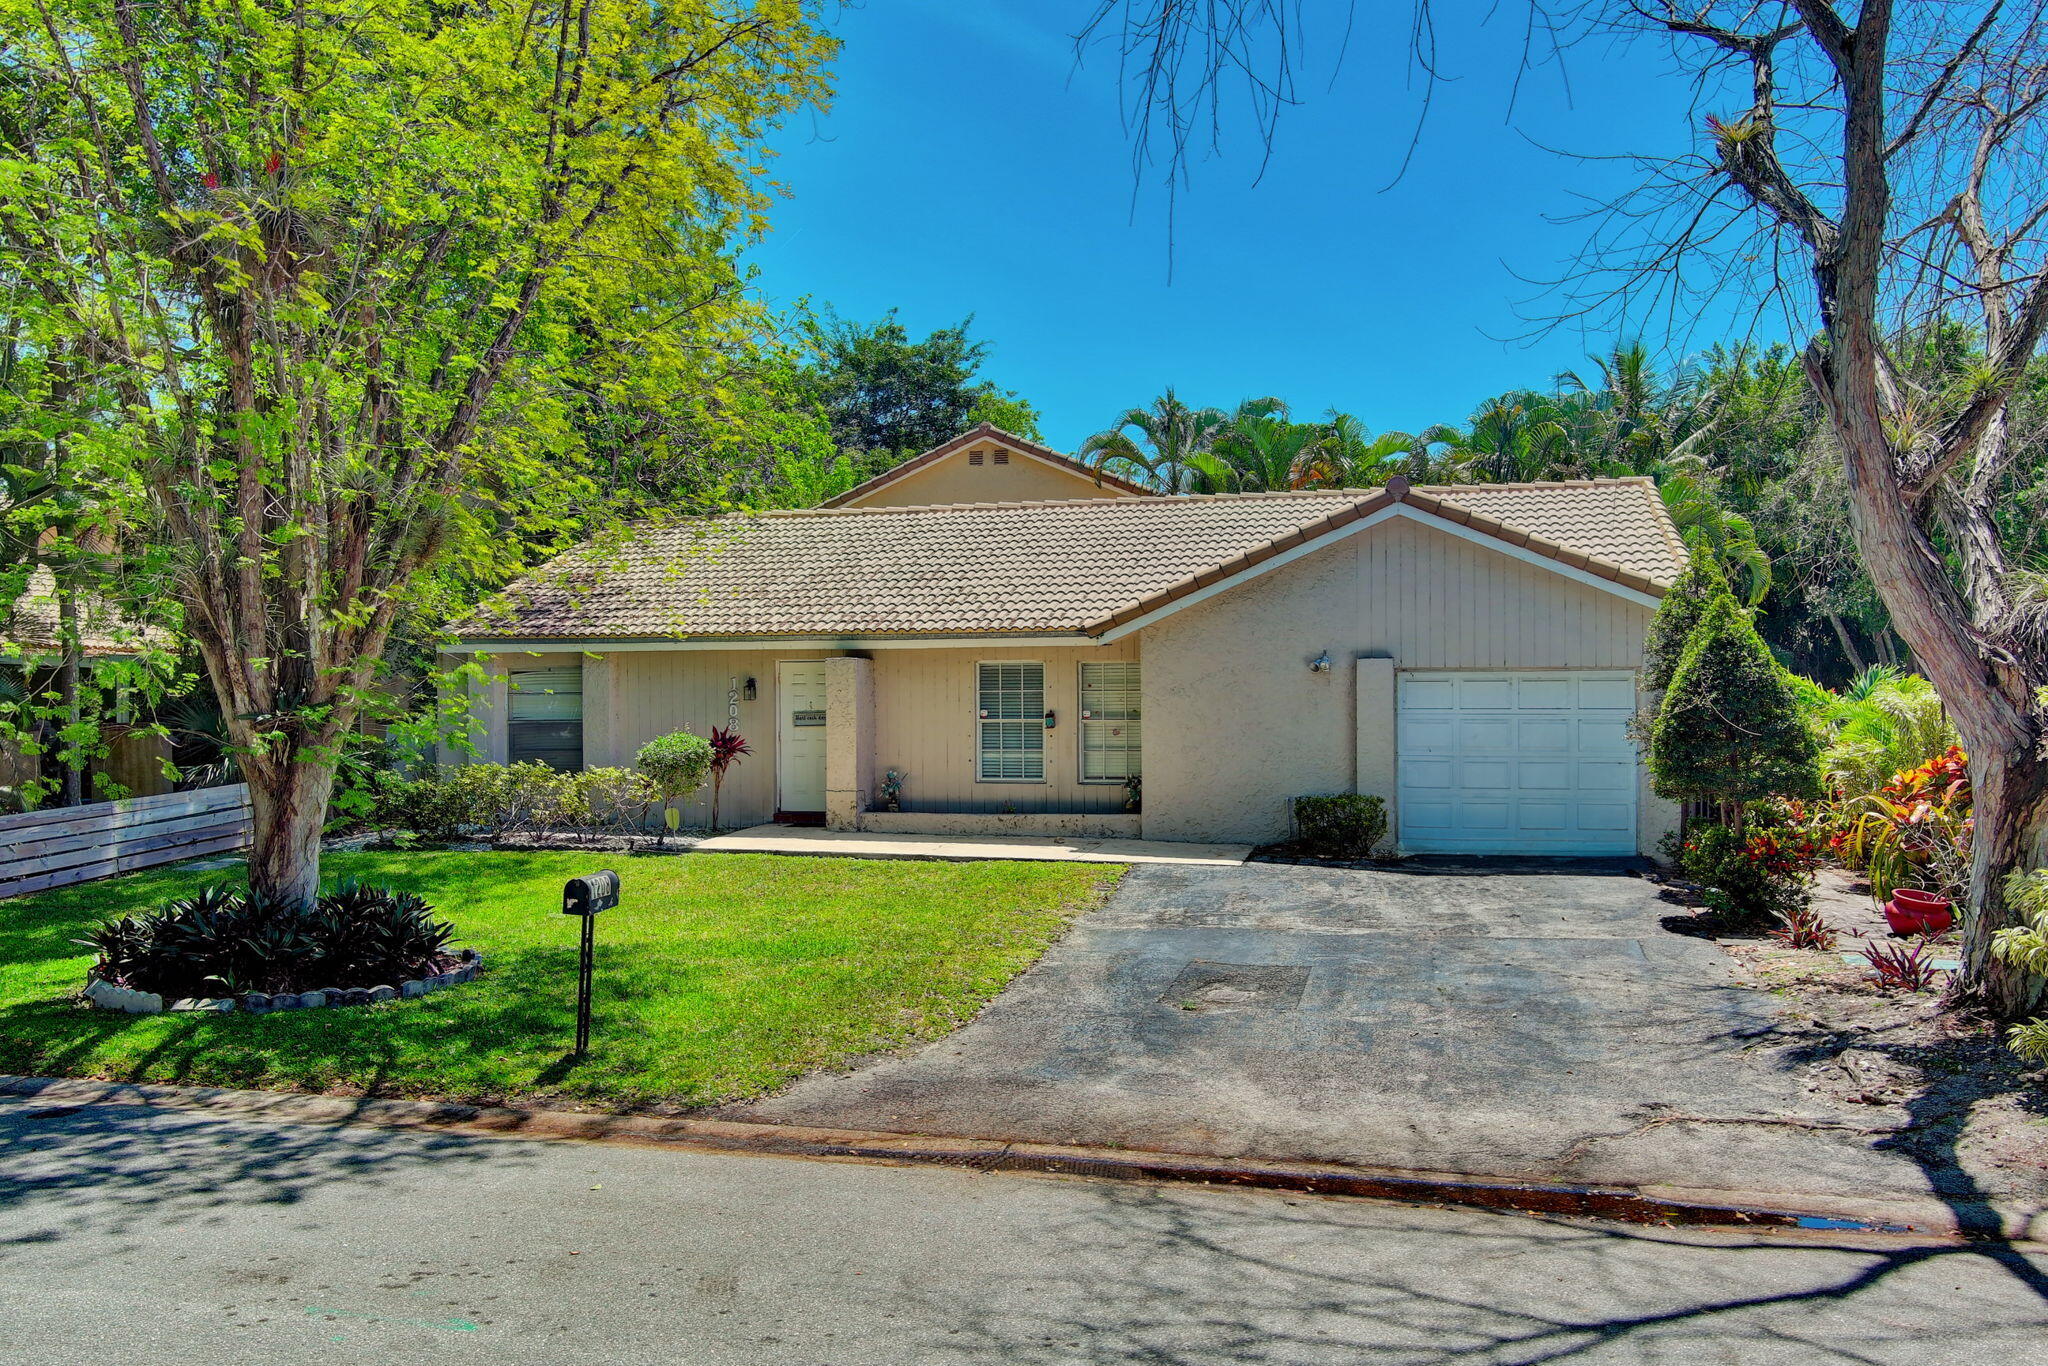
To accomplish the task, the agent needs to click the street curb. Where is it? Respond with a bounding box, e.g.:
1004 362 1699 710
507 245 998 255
1 1075 2030 1242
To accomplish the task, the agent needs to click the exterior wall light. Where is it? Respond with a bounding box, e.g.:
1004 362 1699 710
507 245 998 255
742 677 757 701
1309 651 1333 673
1043 710 1057 729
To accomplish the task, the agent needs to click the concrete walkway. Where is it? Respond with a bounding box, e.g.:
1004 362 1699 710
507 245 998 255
694 824 1252 866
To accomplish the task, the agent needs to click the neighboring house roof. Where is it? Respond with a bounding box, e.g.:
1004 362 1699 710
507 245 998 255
820 423 1151 508
4 565 172 659
455 477 1684 647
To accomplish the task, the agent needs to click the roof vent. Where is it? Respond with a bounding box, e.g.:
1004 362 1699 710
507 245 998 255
968 450 984 466
993 449 1009 464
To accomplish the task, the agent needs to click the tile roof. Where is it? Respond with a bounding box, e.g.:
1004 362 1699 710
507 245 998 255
820 422 1150 507
455 477 1684 643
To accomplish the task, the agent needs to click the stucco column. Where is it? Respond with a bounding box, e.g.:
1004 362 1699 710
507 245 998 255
824 656 874 830
1354 655 1397 844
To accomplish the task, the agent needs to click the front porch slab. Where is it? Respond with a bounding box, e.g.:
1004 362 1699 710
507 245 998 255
694 825 1251 866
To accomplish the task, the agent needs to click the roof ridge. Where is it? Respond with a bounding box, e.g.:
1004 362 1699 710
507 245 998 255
1420 476 1655 493
750 488 1380 518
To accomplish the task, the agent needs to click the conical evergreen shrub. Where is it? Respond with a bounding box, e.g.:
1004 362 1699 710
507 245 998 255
1650 592 1821 808
1642 553 1731 692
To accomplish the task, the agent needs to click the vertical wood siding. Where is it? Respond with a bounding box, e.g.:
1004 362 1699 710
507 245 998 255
867 642 1141 814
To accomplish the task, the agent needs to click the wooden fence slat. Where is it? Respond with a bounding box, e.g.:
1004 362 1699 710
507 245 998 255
0 782 253 899
0 830 250 899
0 784 248 841
0 816 251 882
0 805 254 871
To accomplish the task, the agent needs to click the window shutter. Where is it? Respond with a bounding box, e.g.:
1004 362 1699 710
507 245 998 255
508 665 584 772
977 662 1045 780
1079 662 1141 781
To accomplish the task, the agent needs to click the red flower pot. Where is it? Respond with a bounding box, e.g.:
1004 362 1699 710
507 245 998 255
1891 888 1954 934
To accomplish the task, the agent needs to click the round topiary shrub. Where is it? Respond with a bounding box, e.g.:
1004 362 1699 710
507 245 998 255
80 879 462 1000
637 729 713 824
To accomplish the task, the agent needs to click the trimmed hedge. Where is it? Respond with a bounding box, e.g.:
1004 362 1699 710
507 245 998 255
1292 794 1389 859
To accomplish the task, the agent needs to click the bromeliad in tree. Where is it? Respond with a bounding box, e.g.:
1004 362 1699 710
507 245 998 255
708 726 752 832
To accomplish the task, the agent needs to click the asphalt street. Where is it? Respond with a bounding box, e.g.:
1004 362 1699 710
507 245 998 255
1 1095 2044 1365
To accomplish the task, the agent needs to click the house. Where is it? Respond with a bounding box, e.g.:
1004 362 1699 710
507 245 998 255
447 423 1687 855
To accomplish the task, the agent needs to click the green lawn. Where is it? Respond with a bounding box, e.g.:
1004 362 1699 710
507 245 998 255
0 850 1120 1110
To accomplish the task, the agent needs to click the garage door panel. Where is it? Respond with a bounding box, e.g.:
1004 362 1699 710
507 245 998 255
1575 716 1632 755
1577 677 1637 710
1403 677 1459 709
1517 678 1573 708
1459 759 1514 788
1459 718 1514 751
1397 671 1639 856
1459 678 1514 708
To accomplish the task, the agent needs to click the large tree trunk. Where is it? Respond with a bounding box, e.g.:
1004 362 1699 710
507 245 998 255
243 760 336 910
1962 748 2048 1019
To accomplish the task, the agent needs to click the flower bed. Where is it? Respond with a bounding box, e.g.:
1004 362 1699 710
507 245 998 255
84 950 483 1015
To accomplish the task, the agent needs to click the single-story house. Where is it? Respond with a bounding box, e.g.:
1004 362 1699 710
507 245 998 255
447 423 1687 855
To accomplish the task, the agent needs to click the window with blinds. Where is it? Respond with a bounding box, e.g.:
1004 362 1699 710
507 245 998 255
976 662 1045 781
1079 662 1142 781
508 665 584 772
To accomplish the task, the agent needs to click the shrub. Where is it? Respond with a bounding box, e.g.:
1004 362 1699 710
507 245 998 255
80 879 460 998
1679 821 1818 921
1641 554 1731 693
364 762 659 843
1651 593 1822 813
637 731 712 814
1292 794 1389 859
1834 746 1972 901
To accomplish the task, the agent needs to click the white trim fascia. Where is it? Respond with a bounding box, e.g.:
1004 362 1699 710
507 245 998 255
449 634 1103 654
1094 502 1661 643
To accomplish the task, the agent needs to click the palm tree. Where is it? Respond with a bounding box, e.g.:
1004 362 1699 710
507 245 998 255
1421 396 1572 484
1196 404 1312 492
1294 412 1423 488
1080 389 1227 493
1656 472 1773 607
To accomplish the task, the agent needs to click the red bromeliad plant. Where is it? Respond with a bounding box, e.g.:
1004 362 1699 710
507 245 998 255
1836 747 1974 902
707 727 752 832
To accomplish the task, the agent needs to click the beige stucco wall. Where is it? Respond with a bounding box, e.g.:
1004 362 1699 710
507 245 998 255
841 445 1131 508
867 640 1140 814
1138 515 1679 852
455 647 839 829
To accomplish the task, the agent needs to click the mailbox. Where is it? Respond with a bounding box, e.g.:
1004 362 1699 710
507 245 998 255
563 870 621 916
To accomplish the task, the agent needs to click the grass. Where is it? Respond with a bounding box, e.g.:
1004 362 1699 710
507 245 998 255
0 850 1121 1110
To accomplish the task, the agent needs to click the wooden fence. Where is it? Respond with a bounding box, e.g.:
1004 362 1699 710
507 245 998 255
0 783 252 899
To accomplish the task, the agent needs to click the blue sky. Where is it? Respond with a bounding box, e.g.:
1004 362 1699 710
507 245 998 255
748 1 1764 452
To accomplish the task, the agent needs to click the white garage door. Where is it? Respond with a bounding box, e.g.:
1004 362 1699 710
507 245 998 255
1396 671 1638 855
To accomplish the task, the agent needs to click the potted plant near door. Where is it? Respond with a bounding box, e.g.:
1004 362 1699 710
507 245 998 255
877 768 906 813
707 726 752 831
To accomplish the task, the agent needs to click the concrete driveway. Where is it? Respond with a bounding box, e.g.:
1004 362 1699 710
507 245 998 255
729 861 1950 1205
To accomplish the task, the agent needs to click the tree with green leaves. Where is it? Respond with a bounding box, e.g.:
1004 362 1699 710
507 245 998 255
1650 594 1822 826
1641 554 1732 694
804 309 1037 457
0 0 833 906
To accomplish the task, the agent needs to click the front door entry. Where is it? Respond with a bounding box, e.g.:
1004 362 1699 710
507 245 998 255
776 661 828 819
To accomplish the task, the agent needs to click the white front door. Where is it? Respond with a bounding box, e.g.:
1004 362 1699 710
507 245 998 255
1395 671 1638 855
776 661 829 815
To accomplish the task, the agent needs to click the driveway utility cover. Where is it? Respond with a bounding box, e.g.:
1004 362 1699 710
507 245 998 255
727 861 1945 1202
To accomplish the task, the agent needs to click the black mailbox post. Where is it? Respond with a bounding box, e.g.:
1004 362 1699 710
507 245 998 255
562 870 620 1054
